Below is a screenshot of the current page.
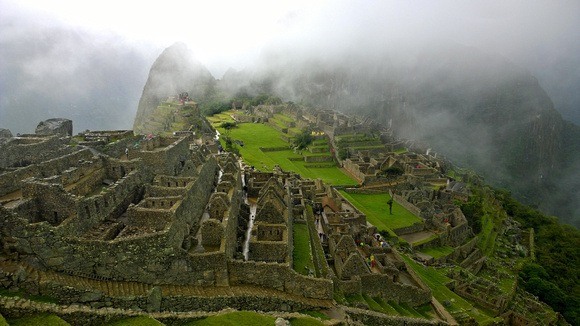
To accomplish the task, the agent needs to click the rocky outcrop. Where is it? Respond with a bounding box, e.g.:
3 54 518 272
0 128 12 139
0 128 12 146
133 42 214 134
35 118 72 137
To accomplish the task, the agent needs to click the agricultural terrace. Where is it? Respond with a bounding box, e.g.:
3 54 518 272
401 255 498 324
210 111 357 186
338 191 423 233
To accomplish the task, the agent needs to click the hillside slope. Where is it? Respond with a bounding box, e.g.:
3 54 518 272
221 44 579 226
137 43 579 225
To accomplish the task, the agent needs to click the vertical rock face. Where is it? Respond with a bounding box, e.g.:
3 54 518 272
35 118 73 136
0 128 12 146
0 129 12 139
133 42 214 134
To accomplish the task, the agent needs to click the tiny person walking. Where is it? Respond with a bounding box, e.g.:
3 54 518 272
125 147 129 159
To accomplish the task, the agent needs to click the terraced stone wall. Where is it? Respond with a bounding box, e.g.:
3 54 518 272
135 135 192 176
0 136 70 169
228 260 333 300
359 274 431 305
0 149 93 197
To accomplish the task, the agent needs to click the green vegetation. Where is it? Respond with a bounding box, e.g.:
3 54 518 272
299 310 330 320
220 121 237 130
345 293 367 307
412 233 440 247
9 313 70 326
288 316 325 326
378 166 404 177
419 246 455 258
0 313 7 326
401 255 495 324
458 196 483 234
293 129 314 150
494 189 579 325
338 191 422 233
0 289 58 304
212 119 356 185
185 311 276 325
373 297 399 315
293 223 315 276
305 206 329 277
106 316 163 326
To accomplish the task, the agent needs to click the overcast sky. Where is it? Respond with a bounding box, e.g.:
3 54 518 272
1 0 579 132
4 0 578 75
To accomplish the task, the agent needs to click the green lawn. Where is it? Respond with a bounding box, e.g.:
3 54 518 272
293 223 315 275
106 316 163 326
185 311 276 325
338 191 423 233
373 297 400 315
9 313 70 326
401 255 496 324
214 121 356 186
288 317 325 326
419 246 455 258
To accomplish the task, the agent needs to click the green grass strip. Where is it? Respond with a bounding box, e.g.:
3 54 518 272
293 223 315 275
9 313 70 326
185 311 276 326
338 191 422 233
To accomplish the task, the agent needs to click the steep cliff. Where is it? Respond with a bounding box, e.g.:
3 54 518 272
133 43 214 134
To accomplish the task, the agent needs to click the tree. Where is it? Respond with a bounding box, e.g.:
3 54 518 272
293 129 314 151
220 121 237 130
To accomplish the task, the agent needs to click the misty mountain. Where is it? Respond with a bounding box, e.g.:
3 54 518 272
0 15 154 134
133 43 214 134
137 43 579 226
237 44 580 226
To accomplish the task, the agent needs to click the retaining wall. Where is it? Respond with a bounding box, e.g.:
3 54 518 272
228 260 333 300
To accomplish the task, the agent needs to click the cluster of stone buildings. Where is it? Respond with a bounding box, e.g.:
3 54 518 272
0 98 553 325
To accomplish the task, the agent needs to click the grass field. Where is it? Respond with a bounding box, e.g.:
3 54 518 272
186 311 276 325
213 120 357 186
419 246 455 258
8 313 70 326
185 311 323 326
106 316 163 326
338 191 423 232
293 223 315 275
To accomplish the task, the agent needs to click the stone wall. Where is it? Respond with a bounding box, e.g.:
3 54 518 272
0 136 71 169
248 239 288 263
393 194 422 217
222 172 242 259
344 306 443 326
0 149 93 197
393 222 425 236
303 155 334 163
2 156 219 285
228 260 333 300
135 135 192 176
359 274 431 305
